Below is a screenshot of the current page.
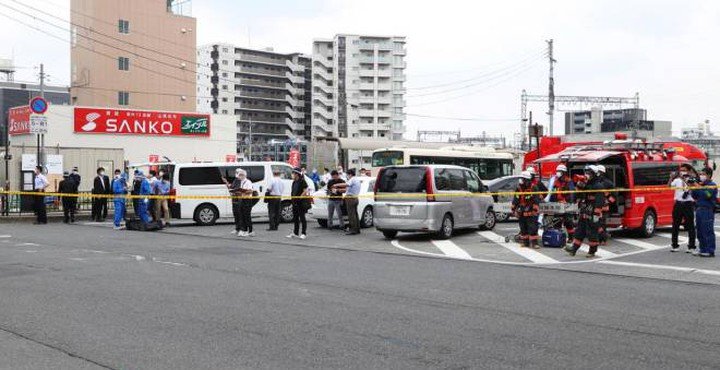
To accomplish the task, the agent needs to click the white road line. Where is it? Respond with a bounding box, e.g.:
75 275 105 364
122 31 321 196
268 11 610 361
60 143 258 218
0 235 11 238
477 231 559 264
614 238 666 251
430 240 473 260
598 260 720 276
657 233 689 243
575 244 617 258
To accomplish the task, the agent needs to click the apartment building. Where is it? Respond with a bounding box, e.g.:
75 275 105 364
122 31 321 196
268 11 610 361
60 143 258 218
197 44 312 154
70 0 197 111
312 35 407 167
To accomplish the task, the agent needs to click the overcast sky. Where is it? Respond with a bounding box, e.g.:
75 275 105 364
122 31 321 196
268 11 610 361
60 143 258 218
1 0 719 140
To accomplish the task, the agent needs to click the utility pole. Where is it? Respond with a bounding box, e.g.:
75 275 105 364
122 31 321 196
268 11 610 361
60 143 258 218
546 39 556 135
527 111 533 150
37 63 45 168
248 117 253 161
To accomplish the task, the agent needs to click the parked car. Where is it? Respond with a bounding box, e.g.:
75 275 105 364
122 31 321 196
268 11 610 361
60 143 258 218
485 175 523 222
130 161 315 226
374 165 495 240
308 176 376 228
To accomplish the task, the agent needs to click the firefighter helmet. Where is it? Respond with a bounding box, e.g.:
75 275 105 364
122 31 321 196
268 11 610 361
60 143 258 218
520 171 533 180
596 164 606 173
556 164 568 173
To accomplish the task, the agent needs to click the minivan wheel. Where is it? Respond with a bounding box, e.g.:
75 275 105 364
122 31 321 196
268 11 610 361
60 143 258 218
382 230 398 239
637 209 656 238
435 214 454 240
495 212 509 222
480 209 496 231
360 206 374 228
194 204 218 226
280 201 294 223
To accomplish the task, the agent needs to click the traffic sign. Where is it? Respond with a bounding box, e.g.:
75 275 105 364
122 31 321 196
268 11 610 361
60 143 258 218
29 97 48 114
30 114 48 134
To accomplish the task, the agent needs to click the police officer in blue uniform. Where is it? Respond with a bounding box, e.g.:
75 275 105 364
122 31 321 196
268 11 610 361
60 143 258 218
691 168 717 257
112 170 128 230
136 170 152 224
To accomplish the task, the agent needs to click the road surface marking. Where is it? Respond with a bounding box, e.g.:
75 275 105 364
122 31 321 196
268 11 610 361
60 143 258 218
431 240 473 260
0 235 11 238
575 244 617 258
614 238 666 251
657 233 688 243
598 261 720 276
478 231 559 264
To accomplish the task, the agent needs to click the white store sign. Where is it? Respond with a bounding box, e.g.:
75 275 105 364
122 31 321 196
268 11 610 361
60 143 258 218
30 114 48 134
21 154 63 174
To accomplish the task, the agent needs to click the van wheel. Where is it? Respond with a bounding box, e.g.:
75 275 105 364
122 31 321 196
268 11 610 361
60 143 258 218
435 214 454 240
280 201 294 223
637 209 656 238
382 230 398 239
317 219 328 228
194 204 218 226
360 206 374 228
495 212 509 222
480 209 496 231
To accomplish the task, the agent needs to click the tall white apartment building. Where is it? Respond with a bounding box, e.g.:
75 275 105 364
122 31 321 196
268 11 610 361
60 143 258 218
312 35 407 167
197 44 312 155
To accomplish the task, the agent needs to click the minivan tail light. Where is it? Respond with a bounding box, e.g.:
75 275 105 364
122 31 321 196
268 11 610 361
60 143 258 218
374 168 384 202
425 167 435 202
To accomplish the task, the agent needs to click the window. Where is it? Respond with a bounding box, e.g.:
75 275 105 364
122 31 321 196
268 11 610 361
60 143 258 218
179 167 223 186
434 168 467 191
239 166 265 182
377 167 426 193
271 165 293 180
118 91 129 106
632 163 676 186
118 56 130 71
465 171 482 193
118 19 129 34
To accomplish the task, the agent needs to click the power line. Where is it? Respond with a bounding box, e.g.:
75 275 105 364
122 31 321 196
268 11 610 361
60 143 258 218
405 113 517 122
406 54 545 98
406 48 547 91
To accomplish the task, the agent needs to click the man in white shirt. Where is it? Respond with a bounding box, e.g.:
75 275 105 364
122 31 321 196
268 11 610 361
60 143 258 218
670 164 696 252
266 169 285 231
33 166 49 224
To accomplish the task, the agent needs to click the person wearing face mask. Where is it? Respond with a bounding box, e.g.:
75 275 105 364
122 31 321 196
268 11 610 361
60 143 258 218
112 170 128 230
546 164 576 242
670 164 696 253
565 165 605 258
91 167 111 222
135 170 153 225
225 168 255 237
32 166 49 224
512 171 542 249
595 165 615 245
691 167 717 257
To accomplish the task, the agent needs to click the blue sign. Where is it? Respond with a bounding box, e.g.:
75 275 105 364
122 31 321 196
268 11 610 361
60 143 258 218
30 97 48 114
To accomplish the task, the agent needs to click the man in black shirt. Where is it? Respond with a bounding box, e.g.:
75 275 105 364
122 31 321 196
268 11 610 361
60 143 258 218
58 171 79 223
326 170 346 230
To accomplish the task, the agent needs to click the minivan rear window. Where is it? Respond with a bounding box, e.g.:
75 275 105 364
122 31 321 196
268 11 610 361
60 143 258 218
377 167 426 193
179 167 223 186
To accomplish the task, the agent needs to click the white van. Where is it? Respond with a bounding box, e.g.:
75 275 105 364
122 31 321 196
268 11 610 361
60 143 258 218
130 162 315 226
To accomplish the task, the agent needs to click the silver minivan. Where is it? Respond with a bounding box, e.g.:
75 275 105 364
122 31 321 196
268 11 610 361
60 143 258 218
374 165 496 239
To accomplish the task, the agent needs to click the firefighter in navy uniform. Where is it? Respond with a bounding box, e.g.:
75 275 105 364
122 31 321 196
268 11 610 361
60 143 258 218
565 165 606 258
547 164 576 242
596 165 616 245
512 171 543 249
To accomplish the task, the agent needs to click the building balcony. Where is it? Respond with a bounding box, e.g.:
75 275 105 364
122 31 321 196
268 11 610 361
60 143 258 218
313 56 333 69
377 56 391 64
286 59 305 73
358 109 377 118
237 106 287 115
285 106 303 119
393 74 406 82
238 54 287 67
285 118 304 131
237 92 286 102
238 66 287 78
394 61 407 68
239 78 286 90
359 69 376 77
393 47 407 56
313 68 333 82
312 81 333 95
285 71 305 84
377 110 392 118
359 56 375 64
377 83 392 91
359 95 375 104
286 83 302 96
377 69 392 78
314 107 333 120
359 83 375 91
313 94 333 107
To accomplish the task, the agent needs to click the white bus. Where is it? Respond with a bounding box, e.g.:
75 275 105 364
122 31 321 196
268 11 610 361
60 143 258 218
371 147 514 180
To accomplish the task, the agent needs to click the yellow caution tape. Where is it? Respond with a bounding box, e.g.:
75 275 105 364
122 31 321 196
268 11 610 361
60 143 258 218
0 185 716 201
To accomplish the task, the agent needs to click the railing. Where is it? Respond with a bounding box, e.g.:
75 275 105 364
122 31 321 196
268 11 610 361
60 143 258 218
0 192 106 216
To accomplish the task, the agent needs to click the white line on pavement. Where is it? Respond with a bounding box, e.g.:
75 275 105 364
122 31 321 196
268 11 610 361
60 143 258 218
0 235 11 238
657 233 689 243
598 260 720 276
477 231 559 264
431 240 473 260
575 244 617 258
614 238 667 251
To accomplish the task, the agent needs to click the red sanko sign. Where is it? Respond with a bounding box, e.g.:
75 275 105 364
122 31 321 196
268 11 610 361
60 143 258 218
8 105 31 136
74 107 211 137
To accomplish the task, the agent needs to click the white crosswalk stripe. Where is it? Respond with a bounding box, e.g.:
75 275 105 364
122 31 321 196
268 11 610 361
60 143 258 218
614 238 666 251
430 240 473 260
574 244 617 258
657 233 688 243
478 231 559 264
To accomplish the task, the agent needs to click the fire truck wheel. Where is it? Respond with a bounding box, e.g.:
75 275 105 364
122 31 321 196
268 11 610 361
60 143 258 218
638 209 657 238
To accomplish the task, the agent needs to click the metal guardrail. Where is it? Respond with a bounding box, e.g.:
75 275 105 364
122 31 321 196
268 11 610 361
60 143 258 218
0 192 113 216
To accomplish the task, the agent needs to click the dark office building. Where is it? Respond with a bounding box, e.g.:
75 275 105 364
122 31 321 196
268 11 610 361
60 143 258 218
1 82 70 146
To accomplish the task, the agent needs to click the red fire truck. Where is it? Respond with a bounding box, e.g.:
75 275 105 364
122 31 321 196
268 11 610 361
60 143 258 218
535 140 701 237
524 134 707 179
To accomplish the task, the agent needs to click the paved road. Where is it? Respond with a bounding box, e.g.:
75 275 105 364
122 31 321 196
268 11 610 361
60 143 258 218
1 221 719 369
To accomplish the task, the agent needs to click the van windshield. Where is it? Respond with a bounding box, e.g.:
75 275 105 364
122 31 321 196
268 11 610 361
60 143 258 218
377 167 426 193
